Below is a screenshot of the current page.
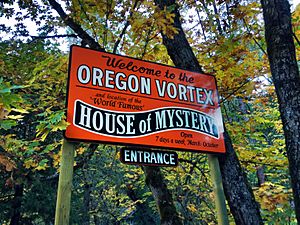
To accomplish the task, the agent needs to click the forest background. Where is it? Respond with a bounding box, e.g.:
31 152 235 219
0 0 300 224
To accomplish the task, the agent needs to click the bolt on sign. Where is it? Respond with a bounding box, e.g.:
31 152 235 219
65 45 226 153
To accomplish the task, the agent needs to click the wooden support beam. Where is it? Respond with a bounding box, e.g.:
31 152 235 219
54 139 75 225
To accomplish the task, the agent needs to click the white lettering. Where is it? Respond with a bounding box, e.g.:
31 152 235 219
167 82 177 99
131 150 137 162
124 150 130 162
105 70 114 89
157 153 163 164
77 65 90 84
92 111 103 130
116 115 126 134
144 152 150 162
178 84 188 101
92 68 103 86
126 115 136 135
140 77 151 95
204 89 214 105
169 154 175 165
166 110 175 128
155 111 167 129
150 152 157 163
191 112 199 129
163 154 170 164
199 114 208 132
155 80 166 97
105 113 116 133
196 88 204 104
127 75 139 93
79 104 91 128
115 72 127 90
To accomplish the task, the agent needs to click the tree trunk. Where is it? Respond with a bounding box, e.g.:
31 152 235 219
93 215 101 225
261 0 300 222
125 183 157 224
82 183 91 225
10 184 23 225
218 130 263 225
154 0 263 224
82 162 91 225
256 166 265 187
143 166 183 225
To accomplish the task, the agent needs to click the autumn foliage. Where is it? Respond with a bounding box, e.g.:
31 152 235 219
0 0 299 224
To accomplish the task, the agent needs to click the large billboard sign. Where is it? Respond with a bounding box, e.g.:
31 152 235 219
65 45 226 153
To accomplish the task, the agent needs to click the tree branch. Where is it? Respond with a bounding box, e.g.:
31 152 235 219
293 31 300 46
220 78 252 103
42 143 98 181
48 0 104 51
77 0 99 43
154 0 204 73
31 34 77 39
29 34 77 44
113 0 140 53
240 159 286 168
212 0 223 36
242 18 268 56
194 0 208 42
141 25 155 59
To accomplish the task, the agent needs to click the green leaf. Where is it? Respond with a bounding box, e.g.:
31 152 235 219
0 119 17 130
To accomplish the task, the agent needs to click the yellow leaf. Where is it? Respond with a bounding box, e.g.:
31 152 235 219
7 115 24 120
52 153 61 168
187 203 197 213
35 165 48 171
24 159 37 169
77 147 85 155
11 108 29 114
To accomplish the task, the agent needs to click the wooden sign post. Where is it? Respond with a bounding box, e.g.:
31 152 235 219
54 139 75 225
208 155 229 225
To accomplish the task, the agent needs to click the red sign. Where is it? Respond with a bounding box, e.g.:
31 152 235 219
65 45 225 153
